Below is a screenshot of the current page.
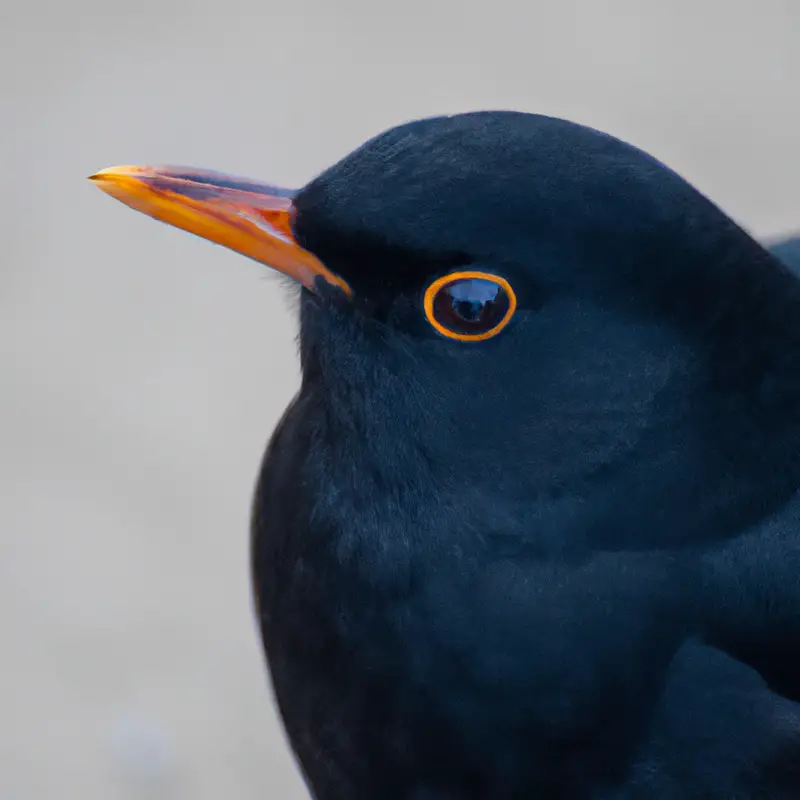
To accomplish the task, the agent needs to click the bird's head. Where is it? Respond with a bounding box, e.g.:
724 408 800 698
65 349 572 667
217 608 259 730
92 112 799 546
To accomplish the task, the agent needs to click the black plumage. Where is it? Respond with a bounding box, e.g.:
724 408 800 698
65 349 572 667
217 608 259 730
250 113 800 799
88 110 800 799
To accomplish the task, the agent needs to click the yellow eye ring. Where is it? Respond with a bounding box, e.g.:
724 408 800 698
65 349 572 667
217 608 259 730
423 271 517 342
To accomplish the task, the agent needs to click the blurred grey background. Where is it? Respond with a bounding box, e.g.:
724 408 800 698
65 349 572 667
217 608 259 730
2 0 799 797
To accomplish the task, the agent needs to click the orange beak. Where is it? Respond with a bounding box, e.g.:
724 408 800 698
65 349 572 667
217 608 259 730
88 165 351 296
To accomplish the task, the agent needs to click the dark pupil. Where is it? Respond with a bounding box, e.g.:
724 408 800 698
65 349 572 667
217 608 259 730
433 278 509 335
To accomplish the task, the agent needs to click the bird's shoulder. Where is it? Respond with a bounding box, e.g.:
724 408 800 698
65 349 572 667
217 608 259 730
627 639 800 798
769 235 800 276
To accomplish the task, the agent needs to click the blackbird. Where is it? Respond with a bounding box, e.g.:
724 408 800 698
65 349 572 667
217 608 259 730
91 111 800 799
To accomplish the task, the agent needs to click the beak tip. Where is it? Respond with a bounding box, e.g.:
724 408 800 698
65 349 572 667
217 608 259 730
87 167 119 192
88 165 142 183
88 165 114 179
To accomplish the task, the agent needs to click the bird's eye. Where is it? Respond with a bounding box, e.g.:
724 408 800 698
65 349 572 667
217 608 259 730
423 271 517 341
